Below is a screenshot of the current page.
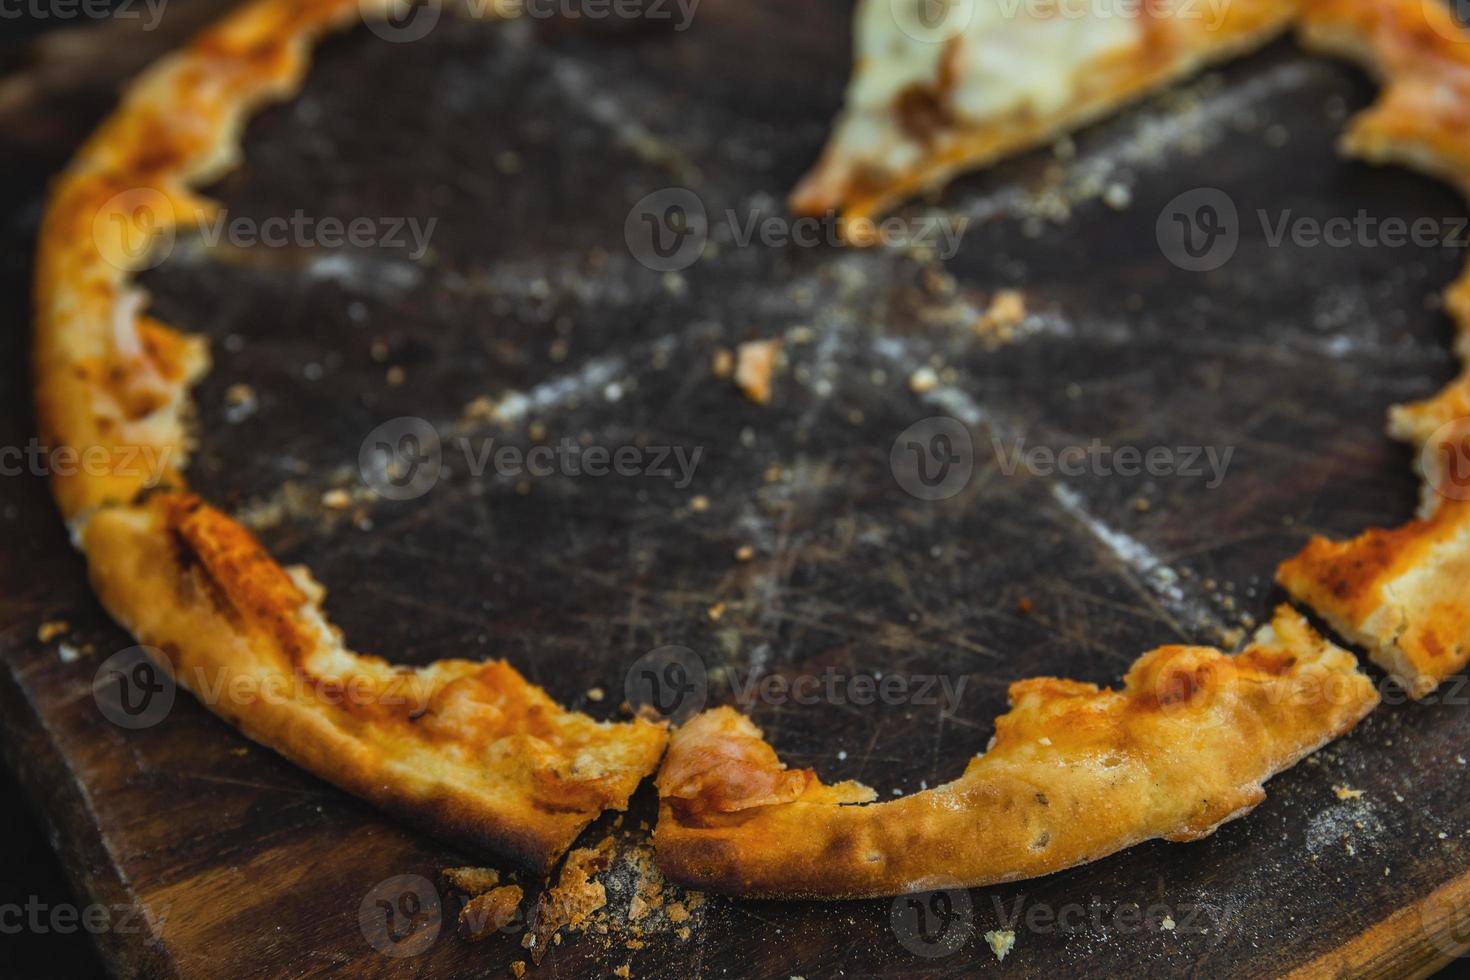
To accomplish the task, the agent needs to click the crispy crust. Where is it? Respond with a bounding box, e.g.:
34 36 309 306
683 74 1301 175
1278 0 1470 699
33 0 668 874
655 607 1377 899
789 0 1295 224
84 493 667 871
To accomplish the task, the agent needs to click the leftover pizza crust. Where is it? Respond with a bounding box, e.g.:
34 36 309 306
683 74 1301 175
33 0 666 874
655 608 1378 899
790 0 1296 226
1278 0 1470 699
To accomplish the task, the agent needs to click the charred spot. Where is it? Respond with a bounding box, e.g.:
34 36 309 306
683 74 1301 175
1031 831 1051 851
894 84 953 144
1034 792 1049 806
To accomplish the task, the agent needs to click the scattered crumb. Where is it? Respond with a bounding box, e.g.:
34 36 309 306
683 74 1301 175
707 602 726 622
711 348 734 378
689 495 710 513
510 962 526 978
908 366 939 393
223 383 258 423
985 929 1015 962
613 965 631 978
230 747 249 757
443 867 502 896
57 643 81 664
974 289 1026 344
1016 596 1033 615
530 838 616 963
1161 915 1176 931
1334 785 1365 801
460 885 523 942
734 339 781 405
675 926 691 941
587 687 605 702
735 545 754 562
321 488 352 510
386 365 406 387
37 620 69 643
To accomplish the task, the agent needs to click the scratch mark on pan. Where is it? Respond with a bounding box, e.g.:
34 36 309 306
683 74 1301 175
1048 482 1228 640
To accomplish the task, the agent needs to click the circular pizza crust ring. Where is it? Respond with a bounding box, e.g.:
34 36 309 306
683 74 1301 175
24 0 1458 895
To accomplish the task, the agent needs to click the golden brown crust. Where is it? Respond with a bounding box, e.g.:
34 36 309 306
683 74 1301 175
33 0 672 874
655 607 1377 899
789 0 1295 225
83 494 666 871
1277 0 1470 699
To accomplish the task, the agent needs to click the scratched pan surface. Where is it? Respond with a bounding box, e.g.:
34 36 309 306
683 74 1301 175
5 1 1470 977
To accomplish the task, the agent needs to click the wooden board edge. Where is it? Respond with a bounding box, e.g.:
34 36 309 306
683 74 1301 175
0 649 180 980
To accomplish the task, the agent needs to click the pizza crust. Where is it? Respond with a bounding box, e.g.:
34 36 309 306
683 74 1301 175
655 607 1377 899
1278 0 1470 700
33 0 668 874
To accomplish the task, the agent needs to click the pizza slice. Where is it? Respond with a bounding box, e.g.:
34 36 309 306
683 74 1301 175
1278 0 1470 700
654 607 1377 898
790 0 1297 226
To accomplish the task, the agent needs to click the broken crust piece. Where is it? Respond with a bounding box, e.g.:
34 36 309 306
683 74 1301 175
1277 0 1470 699
81 493 666 872
789 0 1294 227
654 607 1376 899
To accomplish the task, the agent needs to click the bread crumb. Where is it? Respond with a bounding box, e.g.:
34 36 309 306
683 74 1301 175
1161 915 1176 931
985 929 1015 961
908 366 939 393
510 962 526 978
386 365 406 386
707 602 725 622
711 348 734 378
975 289 1026 344
443 867 501 896
735 545 754 562
613 965 632 979
587 687 605 702
459 885 523 942
37 620 70 643
321 488 352 510
1334 785 1365 801
734 339 781 405
689 495 710 513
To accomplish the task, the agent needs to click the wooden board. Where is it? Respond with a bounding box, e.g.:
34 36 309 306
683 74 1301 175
5 1 1470 976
